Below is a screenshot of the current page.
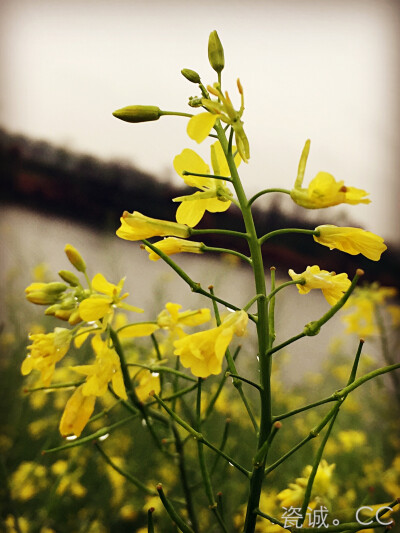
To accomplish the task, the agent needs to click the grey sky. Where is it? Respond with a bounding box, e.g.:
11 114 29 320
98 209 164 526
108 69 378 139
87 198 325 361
1 0 399 242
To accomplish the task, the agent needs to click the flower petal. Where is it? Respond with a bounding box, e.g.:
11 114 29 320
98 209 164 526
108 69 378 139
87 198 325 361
187 113 218 143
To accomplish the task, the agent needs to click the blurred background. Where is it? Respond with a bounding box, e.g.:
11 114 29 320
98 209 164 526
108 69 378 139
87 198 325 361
1 1 400 532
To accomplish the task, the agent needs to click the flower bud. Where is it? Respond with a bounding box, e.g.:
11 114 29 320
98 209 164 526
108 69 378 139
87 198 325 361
112 105 162 123
181 69 201 84
58 270 80 286
65 244 86 273
208 31 225 74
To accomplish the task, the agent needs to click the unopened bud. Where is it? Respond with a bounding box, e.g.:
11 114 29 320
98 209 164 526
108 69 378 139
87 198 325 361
68 309 82 325
65 244 86 273
44 282 68 294
208 31 225 74
112 105 161 123
181 68 201 84
58 270 80 287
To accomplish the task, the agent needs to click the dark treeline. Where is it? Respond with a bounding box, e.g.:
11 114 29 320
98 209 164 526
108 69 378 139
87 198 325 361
1 128 399 288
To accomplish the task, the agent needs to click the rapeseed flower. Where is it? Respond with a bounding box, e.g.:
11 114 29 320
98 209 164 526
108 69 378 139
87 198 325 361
22 328 72 386
59 385 96 437
173 141 239 227
278 460 337 507
134 370 160 402
79 273 143 322
187 80 250 162
116 211 189 241
290 140 370 209
157 302 211 338
173 310 248 377
144 237 204 260
289 265 351 305
314 225 387 261
60 337 127 437
72 336 127 399
342 284 398 336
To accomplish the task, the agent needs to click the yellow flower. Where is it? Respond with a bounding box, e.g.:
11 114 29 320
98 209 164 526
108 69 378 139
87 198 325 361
134 370 161 402
288 265 351 305
157 302 211 338
173 310 248 377
278 460 337 507
342 284 397 336
72 336 127 399
22 328 72 386
116 211 189 241
59 385 96 437
187 80 250 162
173 142 239 227
337 430 366 452
314 225 387 261
144 237 204 260
290 140 370 209
79 273 143 322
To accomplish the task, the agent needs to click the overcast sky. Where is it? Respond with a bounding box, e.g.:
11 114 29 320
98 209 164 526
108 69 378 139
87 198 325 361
1 0 399 242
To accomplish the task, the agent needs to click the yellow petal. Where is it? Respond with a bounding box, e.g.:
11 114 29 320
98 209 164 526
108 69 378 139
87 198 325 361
175 199 206 227
118 323 159 338
204 197 231 213
79 297 112 321
59 386 96 437
187 113 218 143
92 273 118 296
173 149 211 188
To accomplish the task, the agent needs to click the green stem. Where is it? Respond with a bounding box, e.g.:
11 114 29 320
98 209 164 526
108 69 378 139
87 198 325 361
152 392 250 477
299 340 364 523
203 346 241 421
147 508 155 533
43 414 138 453
24 380 85 392
127 363 197 382
110 327 163 450
190 228 249 239
247 188 291 206
267 279 305 301
259 228 318 246
336 362 400 398
157 484 195 533
210 419 231 475
226 372 262 392
160 110 193 118
142 240 250 318
209 286 259 433
182 170 233 182
202 245 252 264
299 408 339 522
267 332 306 356
171 424 200 533
95 442 156 495
215 122 271 533
243 293 263 312
196 380 228 532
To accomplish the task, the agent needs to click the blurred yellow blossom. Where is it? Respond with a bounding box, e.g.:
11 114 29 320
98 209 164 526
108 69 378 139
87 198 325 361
134 370 160 402
288 265 351 305
278 460 337 508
